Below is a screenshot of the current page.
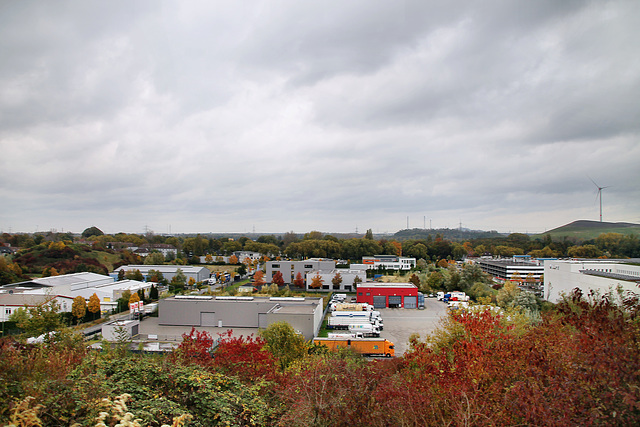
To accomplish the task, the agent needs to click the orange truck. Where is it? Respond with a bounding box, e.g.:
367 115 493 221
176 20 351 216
313 337 395 357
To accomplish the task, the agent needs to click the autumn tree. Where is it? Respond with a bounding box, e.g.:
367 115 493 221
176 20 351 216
170 268 186 291
409 273 420 287
259 321 309 370
125 269 144 281
293 272 305 288
353 275 362 289
188 277 196 288
149 284 159 300
254 270 266 288
310 273 324 289
331 272 343 289
228 255 239 264
144 251 165 265
129 292 140 305
70 296 86 325
88 293 101 321
272 271 285 287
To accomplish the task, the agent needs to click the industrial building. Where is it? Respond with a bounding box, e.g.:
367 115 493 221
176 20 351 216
356 283 419 309
1 272 114 295
0 272 155 314
102 319 140 341
354 255 417 271
71 279 154 313
265 259 336 284
0 294 74 322
305 269 366 293
477 256 547 285
158 295 323 340
544 259 640 303
111 265 211 283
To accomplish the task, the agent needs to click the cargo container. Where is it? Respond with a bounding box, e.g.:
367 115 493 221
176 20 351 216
313 337 395 357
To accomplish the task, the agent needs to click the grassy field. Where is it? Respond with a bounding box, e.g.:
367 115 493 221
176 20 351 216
535 220 640 241
89 251 122 271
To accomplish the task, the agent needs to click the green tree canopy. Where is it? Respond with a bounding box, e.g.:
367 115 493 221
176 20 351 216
259 321 309 370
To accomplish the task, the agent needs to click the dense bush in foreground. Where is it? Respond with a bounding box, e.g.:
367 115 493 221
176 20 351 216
1 290 639 426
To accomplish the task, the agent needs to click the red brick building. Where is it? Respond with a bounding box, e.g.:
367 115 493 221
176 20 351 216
356 283 419 309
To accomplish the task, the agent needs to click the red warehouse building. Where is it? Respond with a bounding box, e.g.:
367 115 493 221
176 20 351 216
356 283 419 309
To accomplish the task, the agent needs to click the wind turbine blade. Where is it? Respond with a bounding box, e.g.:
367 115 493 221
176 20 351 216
588 176 601 189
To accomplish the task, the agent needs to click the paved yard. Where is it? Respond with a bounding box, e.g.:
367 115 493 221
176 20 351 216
377 298 449 355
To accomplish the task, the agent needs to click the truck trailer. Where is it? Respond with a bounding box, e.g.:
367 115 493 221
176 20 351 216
331 311 382 322
313 337 395 357
330 302 374 312
326 316 383 330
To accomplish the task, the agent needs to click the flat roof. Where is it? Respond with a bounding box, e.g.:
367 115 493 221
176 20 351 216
580 270 640 283
114 265 208 273
479 259 541 267
358 283 418 289
0 294 72 306
270 305 317 315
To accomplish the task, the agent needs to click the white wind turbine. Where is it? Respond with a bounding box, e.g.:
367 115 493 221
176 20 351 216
589 177 610 222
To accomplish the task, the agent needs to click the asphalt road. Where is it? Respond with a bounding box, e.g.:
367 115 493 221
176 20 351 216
377 298 450 355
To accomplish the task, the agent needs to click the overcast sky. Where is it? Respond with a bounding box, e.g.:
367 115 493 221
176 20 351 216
1 1 639 236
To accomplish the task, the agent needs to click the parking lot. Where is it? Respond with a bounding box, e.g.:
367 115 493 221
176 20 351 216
377 298 449 355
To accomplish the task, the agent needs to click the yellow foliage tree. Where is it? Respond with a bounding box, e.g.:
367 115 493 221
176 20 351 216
129 292 140 305
72 296 86 324
88 293 101 320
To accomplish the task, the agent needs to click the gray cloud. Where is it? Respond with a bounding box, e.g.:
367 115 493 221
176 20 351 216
1 0 639 235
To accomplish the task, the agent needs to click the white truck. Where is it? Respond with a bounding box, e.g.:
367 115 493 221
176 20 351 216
346 323 381 337
326 316 383 331
327 332 366 339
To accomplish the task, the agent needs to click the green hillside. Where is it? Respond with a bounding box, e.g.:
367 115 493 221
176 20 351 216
537 220 640 241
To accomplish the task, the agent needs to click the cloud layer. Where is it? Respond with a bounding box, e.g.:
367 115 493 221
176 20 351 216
1 0 639 235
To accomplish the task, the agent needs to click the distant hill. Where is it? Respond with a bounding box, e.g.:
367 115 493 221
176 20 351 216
393 228 503 242
537 220 640 241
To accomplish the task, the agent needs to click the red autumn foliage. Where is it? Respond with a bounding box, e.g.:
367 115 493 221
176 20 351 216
272 271 285 287
169 327 215 369
212 330 279 383
366 291 640 426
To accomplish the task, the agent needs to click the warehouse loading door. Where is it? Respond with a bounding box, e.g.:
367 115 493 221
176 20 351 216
200 312 216 327
373 295 387 308
404 296 417 309
388 296 402 308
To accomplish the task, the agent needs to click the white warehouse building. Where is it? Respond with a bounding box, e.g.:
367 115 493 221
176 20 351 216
544 259 640 303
